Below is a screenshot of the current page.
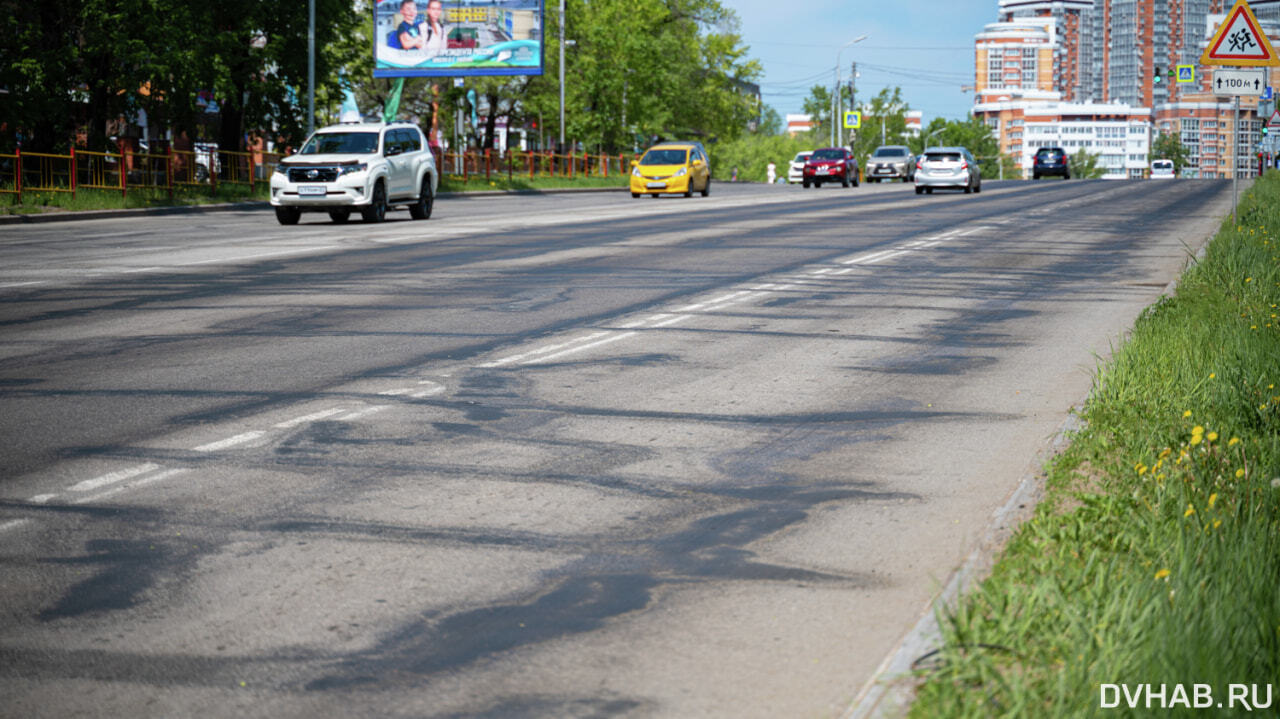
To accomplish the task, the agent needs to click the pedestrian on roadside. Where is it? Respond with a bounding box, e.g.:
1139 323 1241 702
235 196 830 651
766 161 777 184
731 166 738 182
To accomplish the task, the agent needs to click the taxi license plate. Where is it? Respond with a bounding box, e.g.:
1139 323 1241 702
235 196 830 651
298 185 327 196
646 182 665 189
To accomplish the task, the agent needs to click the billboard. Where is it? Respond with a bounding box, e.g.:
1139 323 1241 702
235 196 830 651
373 0 544 78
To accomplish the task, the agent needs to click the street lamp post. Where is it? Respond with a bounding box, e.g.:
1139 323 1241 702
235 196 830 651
832 35 868 146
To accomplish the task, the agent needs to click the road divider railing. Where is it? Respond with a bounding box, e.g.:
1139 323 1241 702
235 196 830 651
1 146 283 201
438 148 635 184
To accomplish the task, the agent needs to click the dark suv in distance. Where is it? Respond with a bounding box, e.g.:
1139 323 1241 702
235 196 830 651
802 147 858 188
1032 147 1070 180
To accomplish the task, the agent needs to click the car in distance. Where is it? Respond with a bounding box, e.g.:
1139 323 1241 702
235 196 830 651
1032 146 1070 180
865 145 915 183
914 146 981 195
270 121 438 225
788 151 813 183
1150 158 1175 179
802 147 858 188
630 142 711 198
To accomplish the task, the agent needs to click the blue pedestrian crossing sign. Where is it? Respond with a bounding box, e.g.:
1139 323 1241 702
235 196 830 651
843 111 861 129
1176 65 1196 83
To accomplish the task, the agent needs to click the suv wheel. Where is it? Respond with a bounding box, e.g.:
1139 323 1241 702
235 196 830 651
328 209 351 224
409 176 433 220
361 181 387 223
275 206 301 225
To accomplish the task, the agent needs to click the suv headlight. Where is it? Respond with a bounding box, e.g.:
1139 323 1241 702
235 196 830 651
338 163 368 176
273 164 288 177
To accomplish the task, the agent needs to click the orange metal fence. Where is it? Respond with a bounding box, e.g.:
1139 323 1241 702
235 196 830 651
1 146 623 201
1 147 283 201
438 149 635 183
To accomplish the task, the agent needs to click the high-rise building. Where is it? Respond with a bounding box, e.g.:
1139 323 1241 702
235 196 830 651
977 0 1278 178
998 0 1098 101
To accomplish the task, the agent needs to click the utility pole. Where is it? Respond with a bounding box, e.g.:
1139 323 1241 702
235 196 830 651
558 0 565 151
307 0 315 135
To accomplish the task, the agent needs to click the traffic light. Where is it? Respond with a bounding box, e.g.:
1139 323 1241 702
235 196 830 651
1263 124 1270 137
1153 67 1163 85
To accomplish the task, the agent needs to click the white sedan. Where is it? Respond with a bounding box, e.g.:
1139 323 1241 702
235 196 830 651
788 151 812 184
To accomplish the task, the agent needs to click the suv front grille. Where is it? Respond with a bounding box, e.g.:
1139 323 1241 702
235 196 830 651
288 167 340 183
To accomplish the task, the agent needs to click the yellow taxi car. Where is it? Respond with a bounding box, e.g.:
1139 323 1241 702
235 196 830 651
630 142 711 198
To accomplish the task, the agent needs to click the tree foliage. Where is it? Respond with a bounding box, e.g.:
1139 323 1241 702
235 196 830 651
0 0 361 153
1151 131 1191 174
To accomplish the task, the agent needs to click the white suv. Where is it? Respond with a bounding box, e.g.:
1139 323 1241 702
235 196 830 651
270 122 438 225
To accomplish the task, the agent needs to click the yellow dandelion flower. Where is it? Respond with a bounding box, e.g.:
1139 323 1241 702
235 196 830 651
1207 431 1218 442
1236 469 1245 479
1246 278 1253 283
1209 493 1218 508
1137 464 1148 475
1183 410 1192 418
1193 425 1204 435
1209 373 1216 379
1160 447 1172 459
1155 568 1171 580
1213 520 1222 529
1229 437 1241 446
1184 504 1196 517
1190 434 1203 446
1157 473 1166 480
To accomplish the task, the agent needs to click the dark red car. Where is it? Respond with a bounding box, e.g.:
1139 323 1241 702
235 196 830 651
802 147 858 188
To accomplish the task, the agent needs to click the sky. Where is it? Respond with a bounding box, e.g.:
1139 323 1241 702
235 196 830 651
732 0 1000 125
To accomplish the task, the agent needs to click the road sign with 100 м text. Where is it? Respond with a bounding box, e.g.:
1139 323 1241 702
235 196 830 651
1211 67 1268 95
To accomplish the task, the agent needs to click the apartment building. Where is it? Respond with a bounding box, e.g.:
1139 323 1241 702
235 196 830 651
976 0 1278 178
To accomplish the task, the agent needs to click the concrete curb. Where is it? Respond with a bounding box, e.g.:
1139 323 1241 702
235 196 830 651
0 185 628 225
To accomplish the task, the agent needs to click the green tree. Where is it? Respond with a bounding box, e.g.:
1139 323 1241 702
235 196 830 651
848 87 909 163
801 84 833 141
0 0 361 153
1151 131 1191 174
1069 148 1107 179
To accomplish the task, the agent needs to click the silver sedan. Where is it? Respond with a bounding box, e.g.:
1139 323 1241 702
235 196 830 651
914 146 981 195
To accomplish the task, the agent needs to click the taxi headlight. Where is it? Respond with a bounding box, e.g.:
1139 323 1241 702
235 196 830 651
675 167 687 177
632 166 643 178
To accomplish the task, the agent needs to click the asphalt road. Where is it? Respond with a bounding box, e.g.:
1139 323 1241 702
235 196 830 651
0 178 1234 718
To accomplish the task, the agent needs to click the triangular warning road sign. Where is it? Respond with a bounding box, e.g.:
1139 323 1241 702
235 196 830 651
1269 110 1280 128
1201 0 1280 66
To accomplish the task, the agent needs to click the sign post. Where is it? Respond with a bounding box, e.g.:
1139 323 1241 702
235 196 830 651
1200 0 1280 222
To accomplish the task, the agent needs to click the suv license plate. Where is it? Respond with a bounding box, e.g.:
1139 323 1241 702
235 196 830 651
298 185 327 196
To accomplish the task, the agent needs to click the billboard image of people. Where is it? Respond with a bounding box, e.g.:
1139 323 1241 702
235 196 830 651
374 0 543 78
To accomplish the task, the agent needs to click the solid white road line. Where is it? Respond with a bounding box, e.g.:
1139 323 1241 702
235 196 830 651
0 520 31 533
193 431 266 453
69 463 161 493
71 468 190 504
274 408 347 428
523 331 639 365
338 406 388 421
28 494 57 504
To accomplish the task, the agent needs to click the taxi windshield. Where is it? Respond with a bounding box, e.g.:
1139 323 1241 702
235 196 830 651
640 149 689 165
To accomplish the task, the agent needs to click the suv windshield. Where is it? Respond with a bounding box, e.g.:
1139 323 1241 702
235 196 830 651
640 149 689 165
301 132 379 155
874 148 908 157
811 149 846 160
